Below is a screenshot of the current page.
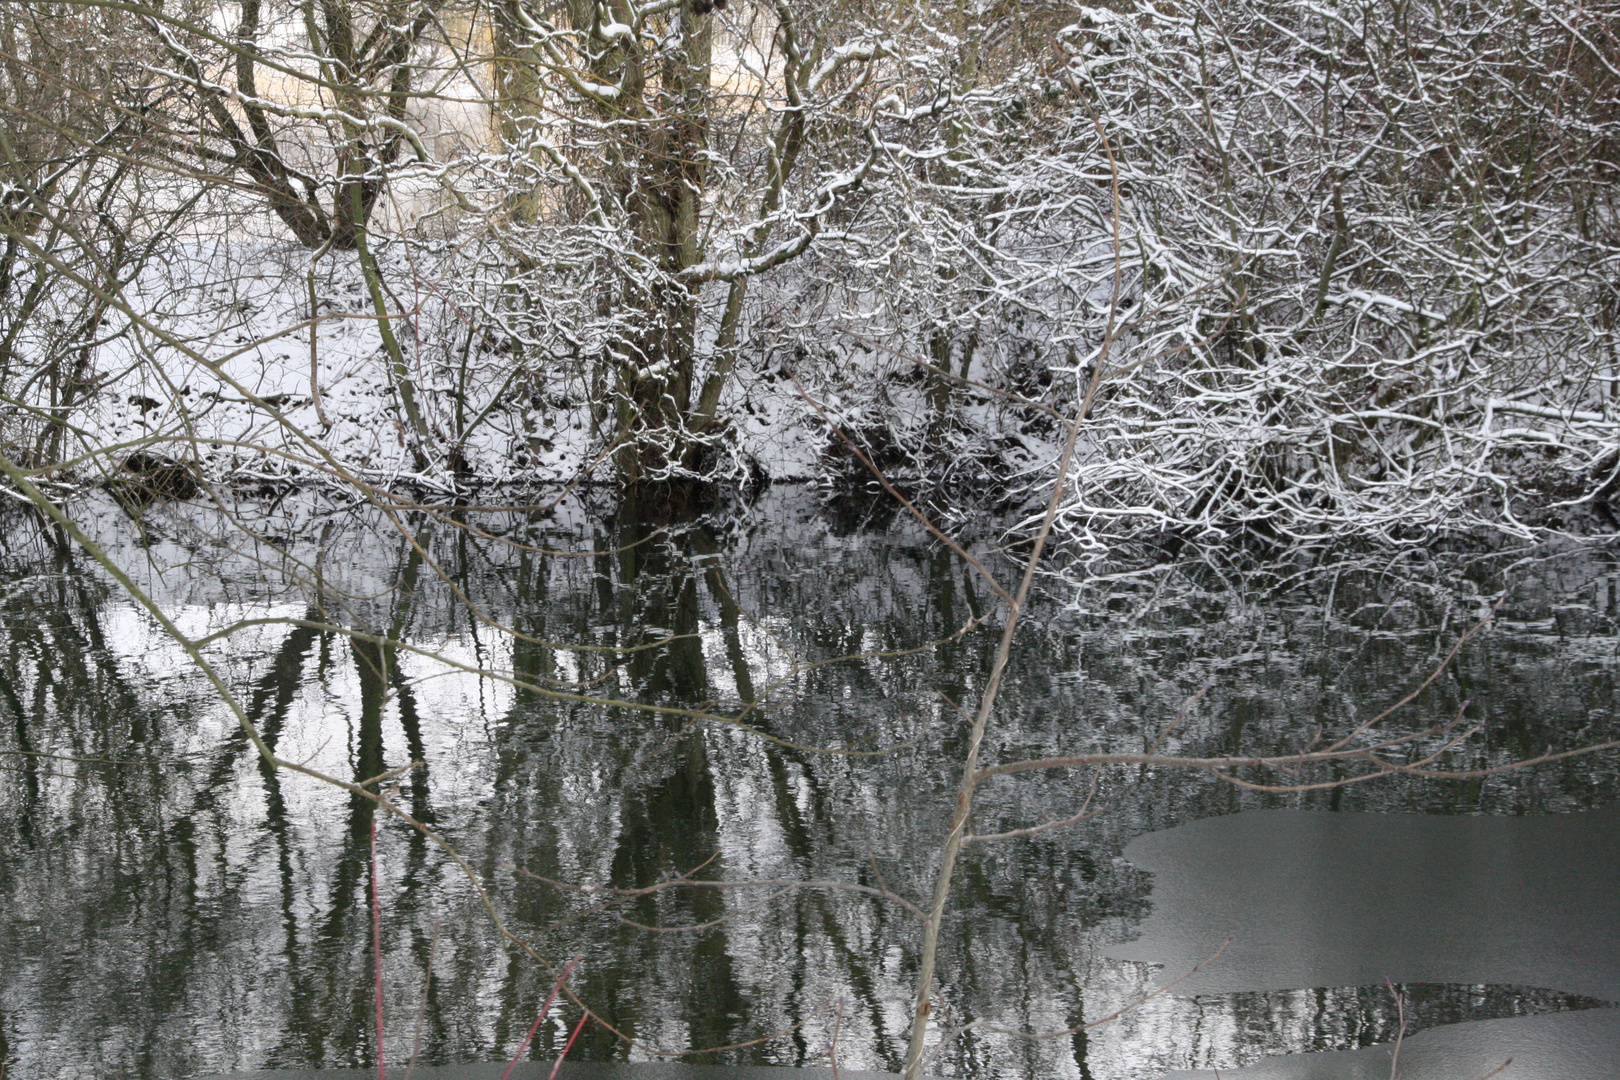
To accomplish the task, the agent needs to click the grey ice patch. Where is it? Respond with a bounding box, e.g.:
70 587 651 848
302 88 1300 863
1107 806 1620 1001
1106 806 1620 1078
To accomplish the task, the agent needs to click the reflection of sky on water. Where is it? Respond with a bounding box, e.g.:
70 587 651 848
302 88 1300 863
1 489 1619 1080
1112 809 1620 1077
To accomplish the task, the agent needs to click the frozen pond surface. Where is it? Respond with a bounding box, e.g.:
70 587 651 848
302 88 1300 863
2 487 1619 1080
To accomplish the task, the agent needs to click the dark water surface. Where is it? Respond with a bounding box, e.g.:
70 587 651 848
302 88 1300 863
2 487 1619 1080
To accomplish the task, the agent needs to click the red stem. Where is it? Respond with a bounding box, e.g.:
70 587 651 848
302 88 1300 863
500 956 581 1080
371 820 385 1080
546 1011 591 1080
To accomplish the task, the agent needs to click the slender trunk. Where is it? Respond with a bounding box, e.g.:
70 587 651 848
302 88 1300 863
903 401 1091 1080
612 3 711 483
235 0 333 248
351 182 431 470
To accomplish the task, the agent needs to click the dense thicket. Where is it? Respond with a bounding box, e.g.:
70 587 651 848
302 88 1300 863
0 0 1615 555
1052 0 1620 556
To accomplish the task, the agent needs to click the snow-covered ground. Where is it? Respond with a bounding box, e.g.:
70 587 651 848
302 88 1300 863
54 236 1036 496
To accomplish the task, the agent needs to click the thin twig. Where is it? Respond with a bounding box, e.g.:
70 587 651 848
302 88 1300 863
512 864 926 922
499 956 580 1080
788 373 1015 609
1386 978 1406 1080
966 772 1102 843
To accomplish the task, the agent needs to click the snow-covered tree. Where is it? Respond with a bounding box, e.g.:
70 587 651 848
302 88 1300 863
1039 0 1620 560
0 1 185 469
135 0 456 250
4 0 1617 545
440 0 985 486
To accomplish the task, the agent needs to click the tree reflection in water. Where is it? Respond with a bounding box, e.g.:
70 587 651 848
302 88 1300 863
0 488 1617 1080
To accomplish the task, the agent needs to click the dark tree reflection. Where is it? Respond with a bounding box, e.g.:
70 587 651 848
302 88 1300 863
0 491 1617 1080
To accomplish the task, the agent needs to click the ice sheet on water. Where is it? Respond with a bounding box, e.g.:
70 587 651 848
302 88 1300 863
1107 806 1620 1078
